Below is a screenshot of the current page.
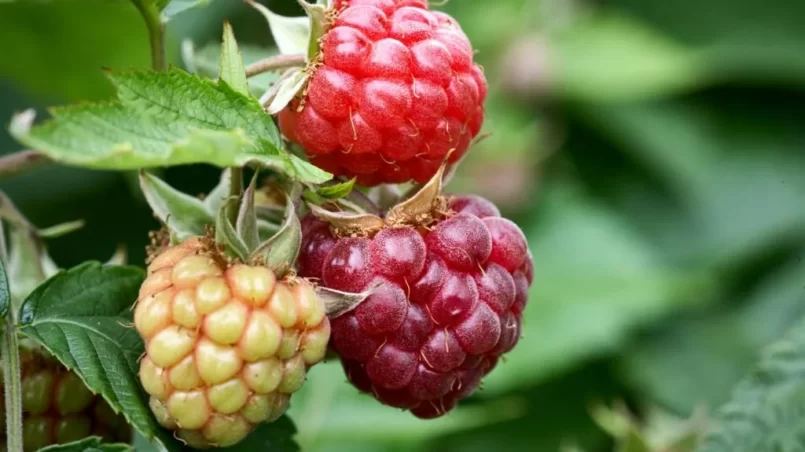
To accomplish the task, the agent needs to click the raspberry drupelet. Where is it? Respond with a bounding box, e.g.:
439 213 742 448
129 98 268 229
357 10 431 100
278 0 488 186
298 195 532 418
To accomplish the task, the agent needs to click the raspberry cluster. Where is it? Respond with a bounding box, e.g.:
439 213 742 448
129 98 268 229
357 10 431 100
298 195 532 417
2 349 130 451
135 238 330 448
278 0 487 186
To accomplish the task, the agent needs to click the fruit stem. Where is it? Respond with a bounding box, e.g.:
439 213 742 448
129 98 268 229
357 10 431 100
244 54 306 77
1 314 23 452
133 0 167 71
0 150 51 180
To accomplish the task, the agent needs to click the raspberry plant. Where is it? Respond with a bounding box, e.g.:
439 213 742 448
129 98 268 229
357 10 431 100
0 0 540 450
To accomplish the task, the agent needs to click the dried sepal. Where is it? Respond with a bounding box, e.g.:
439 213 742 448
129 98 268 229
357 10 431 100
385 162 447 226
307 204 385 237
317 282 381 318
266 69 309 115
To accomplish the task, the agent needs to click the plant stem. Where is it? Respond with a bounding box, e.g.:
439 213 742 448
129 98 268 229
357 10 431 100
2 315 22 452
244 54 306 77
0 150 50 180
228 168 244 224
133 0 167 71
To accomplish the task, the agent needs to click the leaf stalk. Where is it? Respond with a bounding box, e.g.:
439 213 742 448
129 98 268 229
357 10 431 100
1 315 22 452
0 150 50 180
133 0 167 71
244 54 306 77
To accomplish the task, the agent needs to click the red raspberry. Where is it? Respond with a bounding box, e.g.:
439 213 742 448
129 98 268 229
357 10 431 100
298 195 531 417
278 0 488 186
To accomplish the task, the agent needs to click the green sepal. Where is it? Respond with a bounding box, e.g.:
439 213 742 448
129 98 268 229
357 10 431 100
250 186 303 276
105 245 129 266
204 169 231 216
36 220 85 239
139 171 213 242
236 174 261 251
215 197 249 261
8 218 46 307
257 219 281 242
298 0 330 59
314 178 357 201
256 204 285 226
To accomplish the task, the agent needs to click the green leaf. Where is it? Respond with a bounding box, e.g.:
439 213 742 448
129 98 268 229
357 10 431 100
315 178 356 200
17 263 183 452
217 417 300 452
133 416 300 452
0 253 9 319
622 256 805 415
551 12 704 102
0 0 150 101
139 171 212 241
38 436 132 452
11 69 330 184
188 42 281 98
610 0 805 88
288 361 525 450
697 314 805 452
576 97 805 264
219 22 249 97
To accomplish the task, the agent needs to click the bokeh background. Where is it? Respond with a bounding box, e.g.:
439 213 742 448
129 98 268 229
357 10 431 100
2 0 805 450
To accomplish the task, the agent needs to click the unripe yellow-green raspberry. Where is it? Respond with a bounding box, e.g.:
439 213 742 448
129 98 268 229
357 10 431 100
136 238 330 449
1 349 131 451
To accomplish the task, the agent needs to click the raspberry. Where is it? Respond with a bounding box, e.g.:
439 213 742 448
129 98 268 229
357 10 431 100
298 195 531 417
1 349 130 451
278 0 488 186
135 238 330 448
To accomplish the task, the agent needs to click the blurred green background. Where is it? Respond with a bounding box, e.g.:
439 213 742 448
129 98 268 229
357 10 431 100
2 0 805 450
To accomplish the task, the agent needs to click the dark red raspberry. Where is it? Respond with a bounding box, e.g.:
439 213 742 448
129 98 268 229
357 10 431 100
278 0 488 186
299 195 531 417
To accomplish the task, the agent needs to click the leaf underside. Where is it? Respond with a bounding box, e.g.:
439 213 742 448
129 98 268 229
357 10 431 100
698 315 805 452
